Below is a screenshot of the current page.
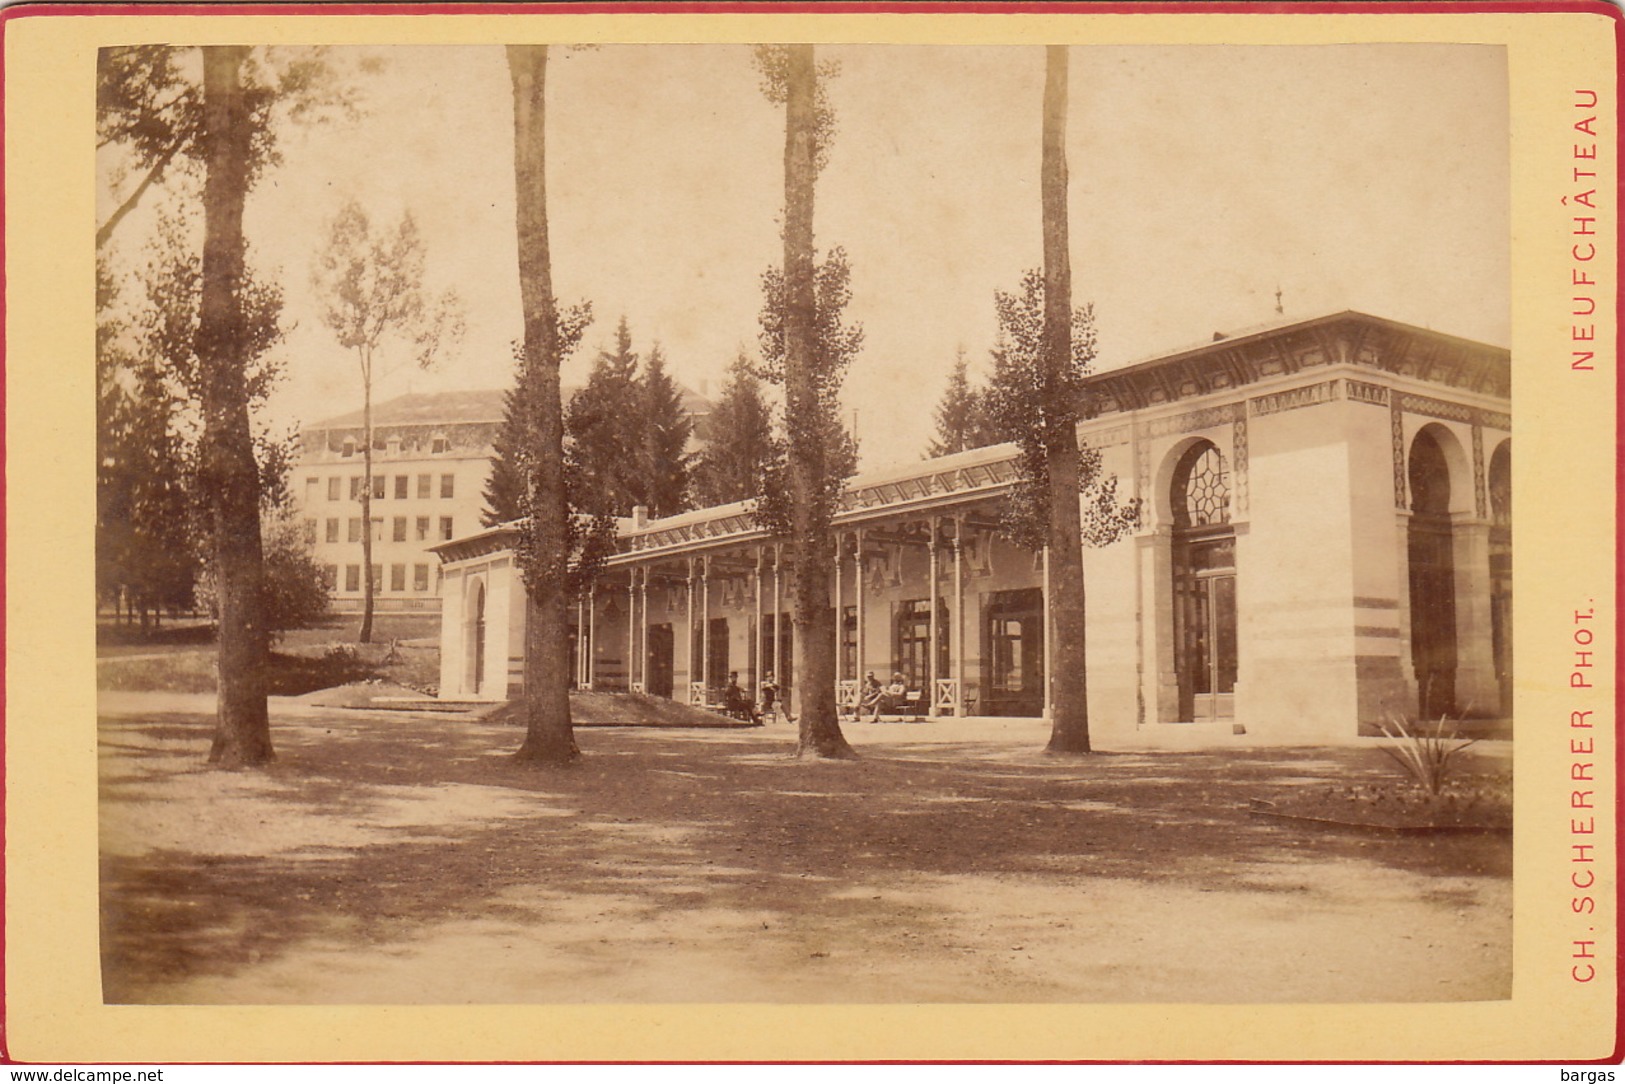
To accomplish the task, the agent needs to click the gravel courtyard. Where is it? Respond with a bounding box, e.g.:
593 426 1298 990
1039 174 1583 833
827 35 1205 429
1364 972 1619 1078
98 691 1511 1005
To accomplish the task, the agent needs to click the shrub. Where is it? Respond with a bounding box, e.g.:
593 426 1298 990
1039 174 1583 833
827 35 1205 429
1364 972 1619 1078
1375 711 1478 796
194 514 330 636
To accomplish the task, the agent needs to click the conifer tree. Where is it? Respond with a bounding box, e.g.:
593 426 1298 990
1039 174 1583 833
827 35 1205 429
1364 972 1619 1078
926 347 985 457
691 350 776 506
566 315 643 516
639 343 693 518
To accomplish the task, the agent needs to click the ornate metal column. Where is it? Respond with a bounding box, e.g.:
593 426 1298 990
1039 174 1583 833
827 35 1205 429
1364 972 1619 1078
686 558 700 704
753 547 765 700
701 555 712 699
585 583 596 690
928 519 941 716
1042 544 1053 721
855 528 866 689
773 543 784 696
636 567 648 694
626 572 638 693
952 515 965 716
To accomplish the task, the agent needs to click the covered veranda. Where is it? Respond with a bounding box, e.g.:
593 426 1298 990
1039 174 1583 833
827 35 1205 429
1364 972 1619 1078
584 442 1055 720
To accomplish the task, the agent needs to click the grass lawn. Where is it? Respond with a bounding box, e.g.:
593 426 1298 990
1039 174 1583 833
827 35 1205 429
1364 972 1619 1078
97 612 442 696
98 692 1512 1032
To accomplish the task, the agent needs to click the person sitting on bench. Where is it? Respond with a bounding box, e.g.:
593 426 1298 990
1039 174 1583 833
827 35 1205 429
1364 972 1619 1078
722 671 759 724
759 672 779 721
874 672 909 720
857 671 883 722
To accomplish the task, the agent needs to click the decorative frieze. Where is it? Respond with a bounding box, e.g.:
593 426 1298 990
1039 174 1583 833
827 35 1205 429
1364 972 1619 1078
1345 380 1390 406
1472 425 1486 519
1397 392 1510 432
1248 380 1340 416
1391 400 1408 509
1232 416 1250 516
1146 402 1244 438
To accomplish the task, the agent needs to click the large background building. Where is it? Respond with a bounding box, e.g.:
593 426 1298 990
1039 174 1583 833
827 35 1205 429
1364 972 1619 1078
296 385 714 614
297 390 507 613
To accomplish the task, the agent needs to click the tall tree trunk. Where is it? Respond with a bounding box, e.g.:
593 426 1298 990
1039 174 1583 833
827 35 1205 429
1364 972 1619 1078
783 45 853 759
508 45 577 764
1040 46 1091 755
359 361 374 644
197 46 273 768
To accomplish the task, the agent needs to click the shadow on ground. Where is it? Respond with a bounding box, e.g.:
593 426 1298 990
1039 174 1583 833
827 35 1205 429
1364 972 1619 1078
99 703 1510 1003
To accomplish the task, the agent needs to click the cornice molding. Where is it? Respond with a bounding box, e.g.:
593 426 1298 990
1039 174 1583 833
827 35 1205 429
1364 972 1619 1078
1087 313 1509 417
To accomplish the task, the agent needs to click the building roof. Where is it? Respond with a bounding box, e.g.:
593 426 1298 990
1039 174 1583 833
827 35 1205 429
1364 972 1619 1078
306 390 508 431
306 383 715 434
432 311 1509 569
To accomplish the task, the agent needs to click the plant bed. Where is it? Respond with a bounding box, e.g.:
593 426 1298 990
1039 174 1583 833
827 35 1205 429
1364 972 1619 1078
1250 776 1512 833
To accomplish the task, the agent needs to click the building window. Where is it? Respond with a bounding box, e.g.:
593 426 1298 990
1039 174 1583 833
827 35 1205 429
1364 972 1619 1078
895 598 949 687
387 437 401 457
347 518 362 543
322 565 338 590
371 564 383 591
440 516 454 541
341 438 355 458
372 475 386 500
413 564 429 592
1171 440 1237 724
349 476 363 500
432 433 448 454
327 477 341 501
326 518 340 543
390 564 406 592
304 477 319 504
345 565 360 592
417 474 431 499
1175 444 1230 528
440 474 455 499
415 516 430 541
393 516 407 542
373 435 387 452
394 475 408 500
372 517 384 542
841 605 857 682
303 518 318 545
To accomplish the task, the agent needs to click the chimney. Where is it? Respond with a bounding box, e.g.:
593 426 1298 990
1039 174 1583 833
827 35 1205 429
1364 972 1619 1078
632 505 648 529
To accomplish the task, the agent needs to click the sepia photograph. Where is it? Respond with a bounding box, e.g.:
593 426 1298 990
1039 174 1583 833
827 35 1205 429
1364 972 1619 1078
4 2 1614 1065
92 38 1515 1006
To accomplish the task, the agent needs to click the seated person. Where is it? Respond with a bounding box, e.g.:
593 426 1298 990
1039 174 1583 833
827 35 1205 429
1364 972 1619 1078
875 672 909 718
759 672 779 719
722 671 759 723
857 671 884 721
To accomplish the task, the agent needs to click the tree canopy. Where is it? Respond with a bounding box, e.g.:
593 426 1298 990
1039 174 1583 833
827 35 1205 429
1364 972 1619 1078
691 350 776 507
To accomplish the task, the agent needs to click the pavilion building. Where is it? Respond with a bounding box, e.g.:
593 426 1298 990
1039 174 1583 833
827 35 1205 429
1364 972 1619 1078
431 312 1511 746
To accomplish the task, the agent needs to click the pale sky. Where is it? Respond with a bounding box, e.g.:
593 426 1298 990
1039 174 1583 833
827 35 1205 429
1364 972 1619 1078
102 43 1510 469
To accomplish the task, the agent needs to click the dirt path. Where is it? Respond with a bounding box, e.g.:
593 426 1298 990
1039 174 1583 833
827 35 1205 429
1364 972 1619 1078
98 699 1511 1005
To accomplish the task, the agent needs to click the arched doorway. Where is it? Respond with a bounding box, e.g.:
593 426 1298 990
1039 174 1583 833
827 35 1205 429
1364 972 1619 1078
1407 429 1457 718
1171 441 1237 723
467 581 487 696
1489 440 1512 716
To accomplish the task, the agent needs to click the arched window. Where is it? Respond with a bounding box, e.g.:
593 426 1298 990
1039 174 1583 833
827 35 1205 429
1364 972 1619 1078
1407 428 1457 717
1171 441 1236 722
1173 442 1230 528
